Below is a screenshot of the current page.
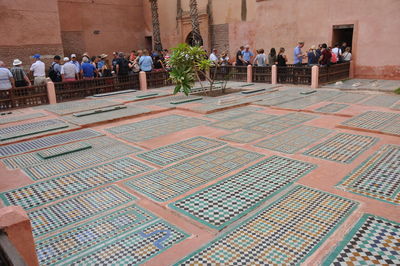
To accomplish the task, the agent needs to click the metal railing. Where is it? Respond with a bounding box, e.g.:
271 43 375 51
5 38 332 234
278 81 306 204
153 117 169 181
0 84 48 110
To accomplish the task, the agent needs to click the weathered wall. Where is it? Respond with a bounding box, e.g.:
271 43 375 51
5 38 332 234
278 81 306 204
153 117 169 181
0 0 64 70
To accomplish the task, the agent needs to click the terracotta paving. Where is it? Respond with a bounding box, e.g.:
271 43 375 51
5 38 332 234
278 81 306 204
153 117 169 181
0 82 399 265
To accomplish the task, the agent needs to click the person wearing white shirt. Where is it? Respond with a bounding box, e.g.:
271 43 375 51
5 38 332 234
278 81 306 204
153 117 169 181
331 43 342 62
341 47 352 62
29 54 46 85
0 61 15 90
209 49 219 64
61 57 79 81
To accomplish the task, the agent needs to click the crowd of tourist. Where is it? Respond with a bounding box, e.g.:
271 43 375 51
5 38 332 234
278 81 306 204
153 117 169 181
0 49 171 90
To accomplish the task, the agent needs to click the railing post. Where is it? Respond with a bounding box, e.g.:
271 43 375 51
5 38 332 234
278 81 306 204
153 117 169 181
311 65 319 89
271 65 277 84
46 78 57 104
349 61 354 78
0 206 39 266
139 71 148 91
247 65 252 83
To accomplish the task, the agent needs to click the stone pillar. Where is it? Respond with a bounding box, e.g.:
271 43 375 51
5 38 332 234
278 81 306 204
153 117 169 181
349 61 354 78
311 65 319 89
46 78 57 105
0 206 39 266
139 71 148 91
247 65 252 83
271 65 277 84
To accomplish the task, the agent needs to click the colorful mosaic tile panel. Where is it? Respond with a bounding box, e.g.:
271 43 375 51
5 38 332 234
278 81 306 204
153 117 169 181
0 129 103 157
67 220 188 265
210 113 277 130
255 125 333 154
330 92 369 103
0 113 46 125
0 158 152 209
314 103 349 113
275 91 341 109
0 119 69 141
125 146 263 202
303 133 377 163
178 185 357 265
380 117 400 135
137 137 225 166
36 204 157 265
170 156 316 230
36 142 92 159
205 106 263 120
40 99 120 115
246 113 317 134
336 144 400 205
29 186 136 237
341 111 400 130
218 130 267 143
361 95 400 107
324 214 400 265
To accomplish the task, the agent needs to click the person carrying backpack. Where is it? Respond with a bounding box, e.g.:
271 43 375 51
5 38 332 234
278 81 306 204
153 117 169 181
115 52 130 76
49 55 62 82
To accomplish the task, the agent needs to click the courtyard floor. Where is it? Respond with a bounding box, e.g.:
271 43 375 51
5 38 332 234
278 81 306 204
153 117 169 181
0 80 399 265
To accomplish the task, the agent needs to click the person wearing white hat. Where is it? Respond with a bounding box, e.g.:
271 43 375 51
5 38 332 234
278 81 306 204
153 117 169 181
61 57 79 82
11 59 31 87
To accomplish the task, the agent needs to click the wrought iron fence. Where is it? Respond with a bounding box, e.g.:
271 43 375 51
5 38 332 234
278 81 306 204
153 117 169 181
211 66 248 82
0 84 48 110
252 66 272 83
318 62 350 84
146 71 172 88
277 65 312 85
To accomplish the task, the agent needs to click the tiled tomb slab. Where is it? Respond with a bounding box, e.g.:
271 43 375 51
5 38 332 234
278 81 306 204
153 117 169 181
275 91 341 110
254 125 333 154
340 111 400 135
360 95 400 108
303 133 378 164
0 129 103 157
210 113 277 130
336 144 400 205
329 92 370 103
219 130 267 143
29 186 136 237
125 146 263 202
323 214 400 265
0 112 47 125
204 106 263 120
35 204 189 266
0 157 153 209
246 113 317 134
35 142 92 159
170 156 316 230
177 185 357 265
38 99 120 115
314 103 349 113
137 136 226 166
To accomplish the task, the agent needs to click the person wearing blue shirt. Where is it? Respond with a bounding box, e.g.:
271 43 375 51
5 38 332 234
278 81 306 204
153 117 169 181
81 57 97 79
294 42 305 65
241 45 254 65
139 50 153 72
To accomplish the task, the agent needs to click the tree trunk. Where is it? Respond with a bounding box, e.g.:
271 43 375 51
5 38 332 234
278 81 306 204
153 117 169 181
189 0 203 46
150 0 163 51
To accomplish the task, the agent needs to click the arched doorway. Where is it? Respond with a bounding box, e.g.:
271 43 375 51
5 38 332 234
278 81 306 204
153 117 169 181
185 31 203 46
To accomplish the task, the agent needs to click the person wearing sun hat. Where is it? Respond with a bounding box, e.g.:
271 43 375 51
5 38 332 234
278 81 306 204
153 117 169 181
11 59 31 87
29 54 46 85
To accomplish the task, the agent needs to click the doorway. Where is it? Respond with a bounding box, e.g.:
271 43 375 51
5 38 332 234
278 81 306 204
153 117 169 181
145 36 152 51
332 24 354 50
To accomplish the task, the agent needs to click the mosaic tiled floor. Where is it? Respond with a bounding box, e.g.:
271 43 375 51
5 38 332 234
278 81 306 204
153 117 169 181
210 113 277 130
324 214 400 265
361 95 400 107
125 146 263 202
380 117 400 135
137 137 225 166
0 158 152 209
218 130 267 143
170 156 316 230
36 205 188 266
29 186 136 237
107 115 209 142
303 133 377 163
178 185 357 265
205 106 263 120
255 125 333 154
341 111 400 131
314 103 349 113
329 92 370 103
39 99 120 115
0 112 46 125
246 113 317 134
336 144 400 205
0 129 103 157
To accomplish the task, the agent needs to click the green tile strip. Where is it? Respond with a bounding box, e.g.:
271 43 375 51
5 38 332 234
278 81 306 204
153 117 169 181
73 105 127 117
177 185 357 265
36 142 92 159
170 156 316 230
323 214 400 265
170 97 203 104
125 146 263 202
137 137 226 166
29 186 136 237
336 144 400 205
136 93 159 98
0 157 153 210
303 133 378 163
254 125 333 154
241 88 266 94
